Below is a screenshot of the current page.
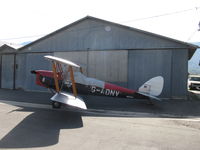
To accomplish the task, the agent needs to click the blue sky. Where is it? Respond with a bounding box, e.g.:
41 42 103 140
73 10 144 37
0 0 200 44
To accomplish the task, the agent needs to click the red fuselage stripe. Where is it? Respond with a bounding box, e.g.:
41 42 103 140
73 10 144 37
104 83 136 94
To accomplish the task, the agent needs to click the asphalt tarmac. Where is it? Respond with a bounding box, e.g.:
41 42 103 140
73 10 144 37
0 89 200 150
1 89 200 117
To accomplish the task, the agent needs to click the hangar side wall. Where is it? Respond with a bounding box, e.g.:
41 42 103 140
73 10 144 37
128 49 188 98
1 54 15 89
128 50 172 98
15 52 52 91
171 49 188 99
15 54 26 90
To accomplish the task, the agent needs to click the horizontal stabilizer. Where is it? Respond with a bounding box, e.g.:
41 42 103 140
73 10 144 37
138 92 162 101
51 92 87 110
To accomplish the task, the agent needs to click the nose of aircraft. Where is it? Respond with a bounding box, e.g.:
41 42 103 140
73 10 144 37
31 70 37 74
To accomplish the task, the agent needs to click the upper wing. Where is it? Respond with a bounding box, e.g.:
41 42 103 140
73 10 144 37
44 55 80 68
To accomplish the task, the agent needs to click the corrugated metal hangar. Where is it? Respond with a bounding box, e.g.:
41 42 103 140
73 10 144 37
0 44 18 90
0 16 198 99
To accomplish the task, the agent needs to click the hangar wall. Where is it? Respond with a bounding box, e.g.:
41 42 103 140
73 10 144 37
19 18 186 53
54 50 128 82
171 49 188 98
0 46 16 90
1 54 15 89
15 16 193 99
15 48 188 99
128 49 188 98
15 53 52 91
128 50 172 98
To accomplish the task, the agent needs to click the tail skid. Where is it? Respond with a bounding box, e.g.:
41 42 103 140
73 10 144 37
138 76 164 100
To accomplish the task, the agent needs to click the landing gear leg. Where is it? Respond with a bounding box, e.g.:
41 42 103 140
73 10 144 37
52 101 61 109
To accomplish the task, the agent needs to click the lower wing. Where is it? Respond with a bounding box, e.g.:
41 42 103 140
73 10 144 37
51 92 87 110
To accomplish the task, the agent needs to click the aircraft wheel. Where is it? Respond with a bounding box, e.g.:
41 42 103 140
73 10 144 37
52 101 61 109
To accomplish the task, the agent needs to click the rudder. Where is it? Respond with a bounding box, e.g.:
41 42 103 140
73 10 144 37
138 76 164 96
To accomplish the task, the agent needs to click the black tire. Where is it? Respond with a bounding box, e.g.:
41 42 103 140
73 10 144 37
52 101 61 109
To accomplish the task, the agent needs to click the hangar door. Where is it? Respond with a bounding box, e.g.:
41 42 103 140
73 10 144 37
54 50 128 83
87 50 128 83
26 53 52 91
1 54 15 89
128 50 172 98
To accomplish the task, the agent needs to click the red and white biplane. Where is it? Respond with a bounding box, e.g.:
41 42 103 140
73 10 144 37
31 55 164 110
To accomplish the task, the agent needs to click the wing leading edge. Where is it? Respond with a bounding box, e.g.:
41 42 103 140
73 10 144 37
45 55 80 68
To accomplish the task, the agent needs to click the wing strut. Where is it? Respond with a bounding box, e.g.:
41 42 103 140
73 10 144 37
52 62 60 92
68 66 78 97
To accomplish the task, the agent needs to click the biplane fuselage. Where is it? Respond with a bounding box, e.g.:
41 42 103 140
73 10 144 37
32 70 149 99
32 55 164 109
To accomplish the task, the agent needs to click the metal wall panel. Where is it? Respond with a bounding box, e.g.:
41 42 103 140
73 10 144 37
171 49 188 98
88 50 128 82
25 53 52 91
1 54 14 89
20 19 186 53
15 54 26 90
128 50 172 98
54 50 128 82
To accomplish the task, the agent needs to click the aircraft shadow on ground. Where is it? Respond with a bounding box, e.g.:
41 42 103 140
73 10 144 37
0 100 161 149
0 108 83 148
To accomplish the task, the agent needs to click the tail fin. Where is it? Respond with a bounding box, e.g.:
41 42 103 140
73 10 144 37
138 76 164 97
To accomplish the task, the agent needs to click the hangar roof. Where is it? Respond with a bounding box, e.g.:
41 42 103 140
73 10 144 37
18 16 198 56
0 44 19 54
